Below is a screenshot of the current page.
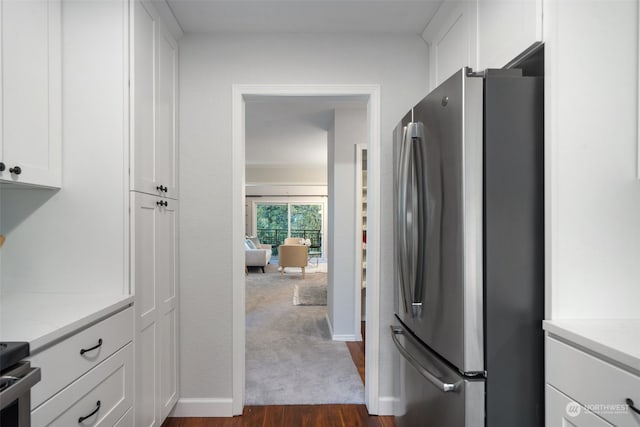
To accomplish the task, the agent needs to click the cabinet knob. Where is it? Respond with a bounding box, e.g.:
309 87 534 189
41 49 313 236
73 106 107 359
156 200 168 207
156 185 168 193
0 162 5 172
9 166 21 175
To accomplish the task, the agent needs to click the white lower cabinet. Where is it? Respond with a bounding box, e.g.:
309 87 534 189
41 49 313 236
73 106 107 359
547 385 614 427
114 408 134 427
546 336 640 427
132 192 179 426
29 308 134 426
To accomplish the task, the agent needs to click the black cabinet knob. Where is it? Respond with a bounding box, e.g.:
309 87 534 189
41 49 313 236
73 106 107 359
156 185 168 193
0 162 5 172
156 200 168 207
9 166 21 175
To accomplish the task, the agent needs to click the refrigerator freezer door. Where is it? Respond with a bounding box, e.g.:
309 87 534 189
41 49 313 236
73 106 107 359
391 323 484 427
394 68 484 374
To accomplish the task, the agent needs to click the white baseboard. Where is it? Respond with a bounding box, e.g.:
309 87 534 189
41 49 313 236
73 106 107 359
170 398 234 418
376 396 398 416
332 333 360 341
325 313 363 342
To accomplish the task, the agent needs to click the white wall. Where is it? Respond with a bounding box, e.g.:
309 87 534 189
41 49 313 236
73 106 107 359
545 0 640 319
0 0 128 295
327 107 367 339
179 33 428 406
246 165 327 185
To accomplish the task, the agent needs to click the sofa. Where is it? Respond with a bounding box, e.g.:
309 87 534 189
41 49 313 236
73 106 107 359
245 237 272 273
278 244 308 279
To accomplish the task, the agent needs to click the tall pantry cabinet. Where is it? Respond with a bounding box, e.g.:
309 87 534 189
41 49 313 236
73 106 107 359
130 0 180 426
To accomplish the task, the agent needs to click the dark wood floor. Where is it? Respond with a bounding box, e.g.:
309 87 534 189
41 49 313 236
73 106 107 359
162 323 390 426
162 405 394 427
346 321 366 384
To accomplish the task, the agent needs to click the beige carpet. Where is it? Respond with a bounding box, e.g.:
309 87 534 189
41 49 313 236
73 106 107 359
245 264 364 405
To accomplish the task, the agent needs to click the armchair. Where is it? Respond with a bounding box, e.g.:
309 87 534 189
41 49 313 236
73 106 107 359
278 244 308 279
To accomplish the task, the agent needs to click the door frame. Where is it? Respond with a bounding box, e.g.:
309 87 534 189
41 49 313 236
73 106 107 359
231 84 381 414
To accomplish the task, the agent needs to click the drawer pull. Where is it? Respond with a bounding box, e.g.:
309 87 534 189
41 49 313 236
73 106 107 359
79 338 103 355
78 400 101 423
627 398 640 415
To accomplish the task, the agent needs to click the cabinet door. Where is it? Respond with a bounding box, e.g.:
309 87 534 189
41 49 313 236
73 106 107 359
477 0 542 69
131 0 178 199
157 24 178 199
546 385 614 427
422 1 477 90
133 192 161 427
133 192 178 426
0 0 61 188
132 0 160 197
158 197 178 418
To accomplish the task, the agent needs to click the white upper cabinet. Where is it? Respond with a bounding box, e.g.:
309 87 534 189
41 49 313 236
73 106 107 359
422 1 478 90
477 0 542 69
131 0 178 199
157 24 178 199
422 0 543 90
0 0 61 188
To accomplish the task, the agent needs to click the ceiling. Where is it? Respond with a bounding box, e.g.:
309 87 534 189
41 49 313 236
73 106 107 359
166 0 443 34
245 96 366 167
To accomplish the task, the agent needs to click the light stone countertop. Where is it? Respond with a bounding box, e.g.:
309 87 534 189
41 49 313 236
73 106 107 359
0 292 133 353
543 319 640 374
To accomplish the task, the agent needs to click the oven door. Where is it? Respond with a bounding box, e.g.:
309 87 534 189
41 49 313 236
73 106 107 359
0 362 41 427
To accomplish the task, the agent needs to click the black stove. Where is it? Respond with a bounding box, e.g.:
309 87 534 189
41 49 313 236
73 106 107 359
0 342 30 373
0 341 39 427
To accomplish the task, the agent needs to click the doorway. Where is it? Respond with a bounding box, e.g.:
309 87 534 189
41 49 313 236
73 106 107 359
231 84 381 415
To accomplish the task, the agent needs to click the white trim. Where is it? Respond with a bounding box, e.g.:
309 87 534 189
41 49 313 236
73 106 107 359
543 0 557 320
365 85 381 415
376 396 399 416
170 398 233 418
325 312 334 337
332 334 360 342
154 0 184 40
326 309 360 342
231 85 246 415
232 84 381 415
354 143 366 339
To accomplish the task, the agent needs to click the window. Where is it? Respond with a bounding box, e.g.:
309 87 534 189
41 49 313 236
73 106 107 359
254 202 324 256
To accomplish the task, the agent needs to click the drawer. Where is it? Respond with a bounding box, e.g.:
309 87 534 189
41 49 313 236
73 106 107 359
113 407 133 426
29 307 133 408
31 343 133 427
546 336 640 426
546 384 614 427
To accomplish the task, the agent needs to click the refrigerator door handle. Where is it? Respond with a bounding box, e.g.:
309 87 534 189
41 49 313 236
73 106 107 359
397 125 412 314
409 123 427 316
391 326 460 393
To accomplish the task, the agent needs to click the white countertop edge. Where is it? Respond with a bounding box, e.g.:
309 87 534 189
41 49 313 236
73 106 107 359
543 320 640 374
29 295 134 353
0 293 134 354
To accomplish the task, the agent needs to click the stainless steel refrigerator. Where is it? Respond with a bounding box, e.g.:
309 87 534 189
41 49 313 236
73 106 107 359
391 67 544 427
